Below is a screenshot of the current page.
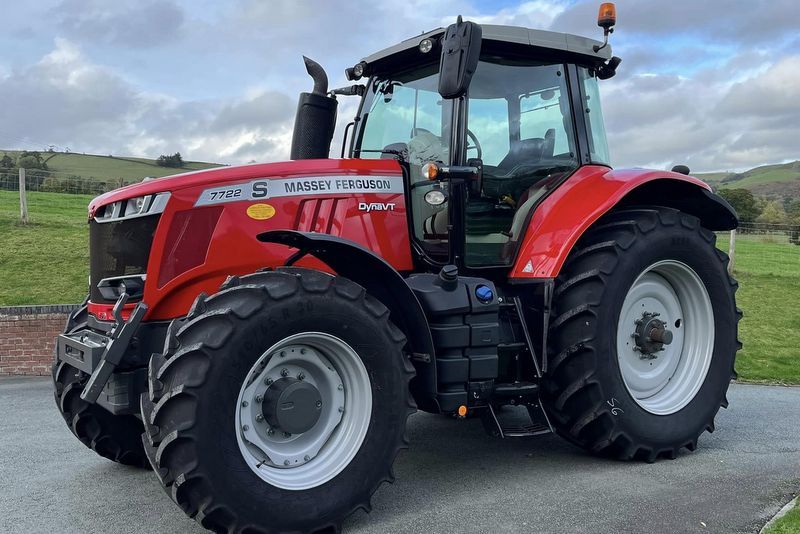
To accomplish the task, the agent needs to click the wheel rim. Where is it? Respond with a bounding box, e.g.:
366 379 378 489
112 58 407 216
616 260 714 415
235 332 372 490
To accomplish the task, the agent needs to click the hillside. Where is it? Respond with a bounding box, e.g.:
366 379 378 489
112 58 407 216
0 149 223 184
696 161 800 199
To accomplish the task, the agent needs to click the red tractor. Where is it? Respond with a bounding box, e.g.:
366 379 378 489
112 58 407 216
54 6 740 533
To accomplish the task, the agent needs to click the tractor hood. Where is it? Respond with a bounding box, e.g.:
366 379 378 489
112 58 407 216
88 158 403 218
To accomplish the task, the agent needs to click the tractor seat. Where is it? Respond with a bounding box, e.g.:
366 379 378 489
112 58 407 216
496 129 555 172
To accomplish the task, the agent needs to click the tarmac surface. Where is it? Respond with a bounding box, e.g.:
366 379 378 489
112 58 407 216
1 377 798 533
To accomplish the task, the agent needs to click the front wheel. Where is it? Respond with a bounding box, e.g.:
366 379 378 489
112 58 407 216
543 208 741 461
140 268 415 533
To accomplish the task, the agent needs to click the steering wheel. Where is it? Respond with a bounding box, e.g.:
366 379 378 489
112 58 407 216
467 129 482 161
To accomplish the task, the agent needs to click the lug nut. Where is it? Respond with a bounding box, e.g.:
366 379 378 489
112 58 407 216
315 400 322 408
337 384 343 391
304 455 310 462
256 414 264 422
300 348 307 355
284 431 292 438
280 368 289 377
242 425 249 431
267 428 275 436
297 372 305 380
255 394 263 403
280 351 286 358
338 407 345 413
264 377 273 385
283 460 290 466
241 400 249 407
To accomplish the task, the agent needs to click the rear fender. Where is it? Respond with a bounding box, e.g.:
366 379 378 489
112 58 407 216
510 166 738 279
257 230 439 412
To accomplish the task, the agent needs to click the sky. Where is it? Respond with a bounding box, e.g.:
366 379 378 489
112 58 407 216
1 0 798 173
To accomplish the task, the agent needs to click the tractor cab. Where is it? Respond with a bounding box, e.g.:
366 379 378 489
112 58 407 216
345 22 620 269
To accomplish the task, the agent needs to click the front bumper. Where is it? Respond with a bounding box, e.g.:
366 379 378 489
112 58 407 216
56 295 154 415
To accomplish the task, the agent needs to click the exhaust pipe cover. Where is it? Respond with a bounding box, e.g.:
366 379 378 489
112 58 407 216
290 57 338 160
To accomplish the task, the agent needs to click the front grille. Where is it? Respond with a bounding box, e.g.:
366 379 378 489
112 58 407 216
89 215 160 303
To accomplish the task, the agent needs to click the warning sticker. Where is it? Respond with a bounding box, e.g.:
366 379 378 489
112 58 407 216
195 175 404 206
246 203 276 220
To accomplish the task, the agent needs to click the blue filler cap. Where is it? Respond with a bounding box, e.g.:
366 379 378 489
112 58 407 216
475 285 494 304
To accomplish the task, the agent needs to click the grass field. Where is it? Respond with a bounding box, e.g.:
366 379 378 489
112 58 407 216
1 150 222 184
716 233 800 383
0 191 91 305
1 190 798 384
696 160 800 192
765 500 800 534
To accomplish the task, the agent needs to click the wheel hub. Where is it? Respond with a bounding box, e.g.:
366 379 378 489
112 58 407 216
262 377 323 435
615 260 714 415
632 311 674 358
235 333 372 490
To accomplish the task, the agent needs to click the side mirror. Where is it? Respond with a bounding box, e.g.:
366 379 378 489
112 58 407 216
438 16 482 99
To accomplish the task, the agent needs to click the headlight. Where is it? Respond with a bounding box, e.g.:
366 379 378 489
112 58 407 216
96 192 171 222
424 189 447 206
124 196 147 216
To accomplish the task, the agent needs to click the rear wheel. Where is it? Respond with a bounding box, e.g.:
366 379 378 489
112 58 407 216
52 303 149 468
543 208 741 461
140 268 415 533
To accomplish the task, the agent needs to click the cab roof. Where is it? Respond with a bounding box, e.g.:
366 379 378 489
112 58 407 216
360 24 612 73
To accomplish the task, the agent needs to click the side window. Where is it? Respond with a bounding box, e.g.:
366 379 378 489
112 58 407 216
520 89 572 155
579 68 611 165
466 98 509 166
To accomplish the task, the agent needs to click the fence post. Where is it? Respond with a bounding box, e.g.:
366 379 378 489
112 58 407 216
727 228 736 275
18 168 28 224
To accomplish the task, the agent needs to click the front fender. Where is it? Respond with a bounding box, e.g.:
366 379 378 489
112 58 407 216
510 166 738 279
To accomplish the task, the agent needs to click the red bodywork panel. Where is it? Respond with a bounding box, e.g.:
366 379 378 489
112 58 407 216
509 165 711 279
87 159 411 321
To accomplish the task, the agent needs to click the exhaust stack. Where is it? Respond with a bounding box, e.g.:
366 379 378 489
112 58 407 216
290 57 338 160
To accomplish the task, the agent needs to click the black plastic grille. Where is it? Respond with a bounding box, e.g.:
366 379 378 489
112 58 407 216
89 215 160 303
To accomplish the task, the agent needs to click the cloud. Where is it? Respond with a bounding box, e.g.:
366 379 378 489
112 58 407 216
55 0 185 47
0 39 296 163
602 54 800 172
211 92 295 132
553 0 799 45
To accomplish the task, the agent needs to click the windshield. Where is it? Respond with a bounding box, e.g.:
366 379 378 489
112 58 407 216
355 66 454 256
356 66 454 166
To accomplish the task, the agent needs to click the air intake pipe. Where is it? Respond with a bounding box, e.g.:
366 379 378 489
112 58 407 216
290 56 338 160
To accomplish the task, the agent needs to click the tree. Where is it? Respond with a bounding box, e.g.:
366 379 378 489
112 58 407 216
156 152 184 168
16 151 48 171
718 188 761 223
0 154 13 169
787 199 800 225
757 200 787 224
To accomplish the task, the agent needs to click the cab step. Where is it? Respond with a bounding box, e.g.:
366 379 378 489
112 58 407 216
482 402 553 438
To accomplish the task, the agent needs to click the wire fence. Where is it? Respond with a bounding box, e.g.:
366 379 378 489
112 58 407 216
716 224 800 278
0 170 132 196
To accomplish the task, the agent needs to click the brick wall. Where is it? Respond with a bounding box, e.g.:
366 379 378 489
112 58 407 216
0 305 78 376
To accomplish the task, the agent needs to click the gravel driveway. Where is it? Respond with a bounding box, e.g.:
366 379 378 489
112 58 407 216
1 377 797 533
